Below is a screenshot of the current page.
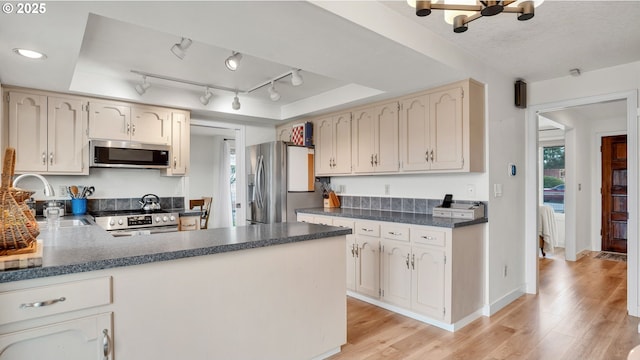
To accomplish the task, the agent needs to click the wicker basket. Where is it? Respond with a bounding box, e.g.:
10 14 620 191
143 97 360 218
1 148 40 255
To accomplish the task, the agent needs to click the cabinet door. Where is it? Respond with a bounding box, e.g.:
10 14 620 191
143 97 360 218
315 116 334 175
411 245 446 320
47 97 86 174
131 106 170 144
0 312 113 360
356 237 380 298
165 111 189 175
374 102 399 172
88 101 130 141
276 126 291 142
8 92 48 172
351 107 375 173
430 87 463 170
381 239 411 308
333 112 352 174
400 95 430 171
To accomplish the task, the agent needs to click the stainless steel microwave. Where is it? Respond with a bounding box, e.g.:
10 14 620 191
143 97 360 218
90 140 170 169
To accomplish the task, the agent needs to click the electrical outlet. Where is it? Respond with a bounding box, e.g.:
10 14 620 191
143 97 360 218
503 265 508 278
466 184 476 198
384 184 390 195
59 185 68 195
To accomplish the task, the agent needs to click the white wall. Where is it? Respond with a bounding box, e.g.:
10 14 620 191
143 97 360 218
188 134 219 200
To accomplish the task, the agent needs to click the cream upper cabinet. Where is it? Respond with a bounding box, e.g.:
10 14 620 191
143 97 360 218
8 92 87 174
352 101 399 173
162 110 190 176
276 125 291 142
87 100 130 141
315 112 351 175
88 101 169 145
400 79 484 173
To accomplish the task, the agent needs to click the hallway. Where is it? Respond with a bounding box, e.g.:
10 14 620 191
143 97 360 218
329 252 638 359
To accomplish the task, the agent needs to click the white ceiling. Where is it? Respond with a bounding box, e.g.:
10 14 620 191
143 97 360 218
1 1 639 125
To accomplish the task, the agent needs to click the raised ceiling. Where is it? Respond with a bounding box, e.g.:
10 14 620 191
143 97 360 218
1 1 639 124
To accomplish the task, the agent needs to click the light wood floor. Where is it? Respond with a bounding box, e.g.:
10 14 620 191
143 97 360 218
329 251 639 360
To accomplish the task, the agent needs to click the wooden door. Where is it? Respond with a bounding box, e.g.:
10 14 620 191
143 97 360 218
8 92 48 172
48 97 86 174
601 135 628 253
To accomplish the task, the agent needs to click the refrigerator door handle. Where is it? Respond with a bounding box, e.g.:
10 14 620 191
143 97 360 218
256 155 265 209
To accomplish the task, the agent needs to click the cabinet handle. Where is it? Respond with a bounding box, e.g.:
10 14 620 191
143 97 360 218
411 254 415 270
49 152 54 165
174 157 177 169
132 124 136 135
20 296 66 308
351 244 355 257
406 253 410 269
430 149 434 162
355 246 359 258
102 329 111 360
425 151 429 162
421 235 435 240
361 228 373 232
388 231 402 236
332 158 336 168
126 123 130 134
374 154 378 165
41 152 46 165
370 154 374 166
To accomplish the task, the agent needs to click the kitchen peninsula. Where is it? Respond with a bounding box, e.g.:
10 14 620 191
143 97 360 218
0 221 351 360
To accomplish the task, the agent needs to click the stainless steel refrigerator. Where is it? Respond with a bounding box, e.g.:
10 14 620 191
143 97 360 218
246 141 323 224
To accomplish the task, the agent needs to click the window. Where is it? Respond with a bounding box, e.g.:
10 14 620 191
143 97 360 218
542 145 565 213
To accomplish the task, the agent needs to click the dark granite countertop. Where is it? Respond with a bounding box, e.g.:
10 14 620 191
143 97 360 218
0 218 351 283
296 208 488 228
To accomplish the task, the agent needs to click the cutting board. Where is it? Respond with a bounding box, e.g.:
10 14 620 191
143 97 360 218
0 240 43 271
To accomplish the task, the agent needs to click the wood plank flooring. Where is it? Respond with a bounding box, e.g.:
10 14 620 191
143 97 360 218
328 252 639 360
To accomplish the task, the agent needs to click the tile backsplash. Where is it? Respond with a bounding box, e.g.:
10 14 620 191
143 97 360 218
339 195 487 216
35 197 185 216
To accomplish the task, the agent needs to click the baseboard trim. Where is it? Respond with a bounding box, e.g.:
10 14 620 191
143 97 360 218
485 287 525 316
313 347 341 360
346 291 483 332
576 249 590 260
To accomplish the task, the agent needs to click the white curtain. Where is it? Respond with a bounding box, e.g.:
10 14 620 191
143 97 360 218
210 140 233 228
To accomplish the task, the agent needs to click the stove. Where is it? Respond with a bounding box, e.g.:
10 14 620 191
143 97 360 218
92 209 180 237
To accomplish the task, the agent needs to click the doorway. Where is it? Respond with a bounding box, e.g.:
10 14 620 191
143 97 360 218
525 90 638 317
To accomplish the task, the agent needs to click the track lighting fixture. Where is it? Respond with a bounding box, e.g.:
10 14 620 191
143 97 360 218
225 51 243 71
199 87 213 105
407 0 544 33
135 75 151 95
171 37 193 59
232 92 241 110
268 81 281 101
291 69 303 86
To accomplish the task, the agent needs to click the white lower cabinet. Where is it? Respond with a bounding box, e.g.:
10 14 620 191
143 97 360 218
298 212 484 330
0 312 113 360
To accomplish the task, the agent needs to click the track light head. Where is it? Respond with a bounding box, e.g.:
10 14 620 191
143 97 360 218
268 82 281 102
290 69 304 86
135 76 151 95
232 93 241 110
453 15 468 33
199 87 213 105
171 37 192 60
225 51 243 71
517 1 535 20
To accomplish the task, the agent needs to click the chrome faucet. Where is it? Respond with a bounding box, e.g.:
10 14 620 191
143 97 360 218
12 174 55 196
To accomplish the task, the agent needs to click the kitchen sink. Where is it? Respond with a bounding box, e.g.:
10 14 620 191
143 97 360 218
37 218 91 228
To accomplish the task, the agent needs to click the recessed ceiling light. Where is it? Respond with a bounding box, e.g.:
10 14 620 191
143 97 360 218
13 48 46 60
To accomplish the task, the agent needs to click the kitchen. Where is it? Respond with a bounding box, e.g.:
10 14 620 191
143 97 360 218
1 1 640 359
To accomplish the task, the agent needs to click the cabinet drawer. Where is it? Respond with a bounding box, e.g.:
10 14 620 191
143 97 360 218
314 216 333 226
0 277 112 325
179 216 200 231
381 224 410 242
332 218 354 229
355 221 380 237
412 228 446 247
297 214 315 223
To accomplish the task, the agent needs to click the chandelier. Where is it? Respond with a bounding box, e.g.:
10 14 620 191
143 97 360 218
407 0 544 33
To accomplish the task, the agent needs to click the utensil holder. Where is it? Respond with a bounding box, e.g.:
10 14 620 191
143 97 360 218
71 198 87 215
